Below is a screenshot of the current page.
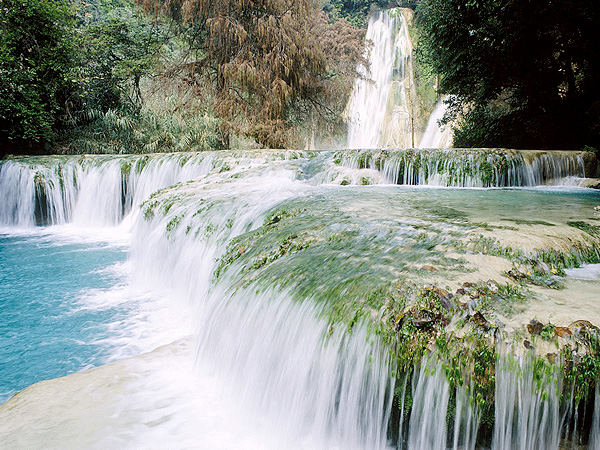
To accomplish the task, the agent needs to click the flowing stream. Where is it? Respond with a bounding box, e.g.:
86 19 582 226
1 150 599 449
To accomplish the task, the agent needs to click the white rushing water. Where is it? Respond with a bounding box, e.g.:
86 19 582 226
492 349 563 450
1 149 589 230
336 148 588 187
404 347 567 450
408 359 451 450
1 150 599 449
591 385 600 450
566 264 600 280
0 152 395 449
418 99 452 149
347 9 414 149
126 160 395 449
346 10 454 150
0 153 215 228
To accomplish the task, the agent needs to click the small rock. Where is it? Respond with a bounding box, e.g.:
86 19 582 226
413 317 435 329
527 319 544 335
430 287 449 298
471 311 489 329
420 265 438 272
394 313 406 331
439 296 453 311
412 308 448 330
469 291 480 300
524 340 533 350
467 298 480 312
507 269 527 280
487 281 499 293
432 287 453 311
411 308 436 330
546 353 557 364
594 205 600 211
554 326 572 338
455 299 468 310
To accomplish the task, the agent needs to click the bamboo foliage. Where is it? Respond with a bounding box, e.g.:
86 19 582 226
139 0 327 148
57 76 221 154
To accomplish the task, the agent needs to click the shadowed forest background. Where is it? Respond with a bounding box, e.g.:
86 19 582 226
1 0 599 155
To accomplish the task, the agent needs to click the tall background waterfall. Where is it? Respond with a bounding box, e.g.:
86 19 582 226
347 9 416 149
346 9 451 149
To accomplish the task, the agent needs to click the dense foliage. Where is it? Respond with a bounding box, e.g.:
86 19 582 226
323 0 387 27
417 0 600 150
0 0 409 152
0 0 181 154
76 7 165 115
323 0 417 27
0 0 371 153
0 0 76 151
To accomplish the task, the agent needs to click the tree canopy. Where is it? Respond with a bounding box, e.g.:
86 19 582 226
0 0 170 153
417 0 600 150
76 7 166 114
0 0 76 150
322 0 387 27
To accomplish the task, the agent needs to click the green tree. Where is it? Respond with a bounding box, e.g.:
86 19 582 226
322 1 417 27
0 0 76 150
322 0 383 27
76 8 166 115
417 0 600 149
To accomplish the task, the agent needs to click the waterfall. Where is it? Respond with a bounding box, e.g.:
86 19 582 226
1 151 599 448
0 149 593 229
406 368 481 450
399 347 582 450
418 99 452 149
492 351 563 450
335 148 588 187
407 359 451 450
347 9 414 149
591 385 600 450
0 153 215 227
0 151 395 448
127 156 395 449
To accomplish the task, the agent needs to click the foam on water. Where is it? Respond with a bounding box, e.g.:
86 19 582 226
0 230 129 402
0 152 395 449
0 214 194 405
566 264 600 280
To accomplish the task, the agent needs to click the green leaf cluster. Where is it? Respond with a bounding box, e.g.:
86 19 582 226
321 0 390 28
75 4 167 115
0 0 76 149
0 0 176 153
